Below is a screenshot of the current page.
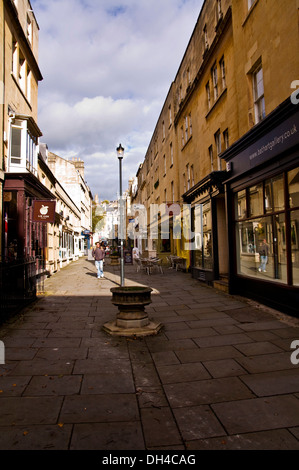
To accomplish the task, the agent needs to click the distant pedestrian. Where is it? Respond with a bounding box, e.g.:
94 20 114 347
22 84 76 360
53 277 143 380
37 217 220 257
92 241 106 279
132 246 139 265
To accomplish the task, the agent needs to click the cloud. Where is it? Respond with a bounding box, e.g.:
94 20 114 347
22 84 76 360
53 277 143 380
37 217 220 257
31 0 203 200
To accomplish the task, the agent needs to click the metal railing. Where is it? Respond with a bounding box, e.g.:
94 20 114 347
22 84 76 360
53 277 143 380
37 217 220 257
0 257 45 324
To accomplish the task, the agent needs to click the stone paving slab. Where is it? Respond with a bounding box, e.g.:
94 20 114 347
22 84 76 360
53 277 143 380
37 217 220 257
164 376 254 407
0 257 299 451
211 395 299 434
186 429 299 450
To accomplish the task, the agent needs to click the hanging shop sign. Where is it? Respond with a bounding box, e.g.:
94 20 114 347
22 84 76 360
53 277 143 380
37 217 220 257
32 200 56 223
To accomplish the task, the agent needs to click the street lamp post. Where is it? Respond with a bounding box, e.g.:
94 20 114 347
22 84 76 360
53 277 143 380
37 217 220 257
116 144 125 287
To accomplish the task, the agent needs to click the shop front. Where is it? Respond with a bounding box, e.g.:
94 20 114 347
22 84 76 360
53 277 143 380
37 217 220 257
1 173 55 316
183 171 228 284
223 98 299 316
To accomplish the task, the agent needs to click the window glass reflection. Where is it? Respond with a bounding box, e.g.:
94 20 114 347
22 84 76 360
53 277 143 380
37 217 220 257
291 210 299 286
288 168 299 209
249 184 263 217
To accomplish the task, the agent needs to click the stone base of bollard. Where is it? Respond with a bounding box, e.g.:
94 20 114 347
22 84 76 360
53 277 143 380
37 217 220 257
103 286 163 337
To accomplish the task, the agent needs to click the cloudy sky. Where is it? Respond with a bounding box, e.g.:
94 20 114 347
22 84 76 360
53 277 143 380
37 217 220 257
31 0 204 201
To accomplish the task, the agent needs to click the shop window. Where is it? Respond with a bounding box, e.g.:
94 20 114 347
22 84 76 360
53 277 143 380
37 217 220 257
193 202 213 270
236 215 287 284
236 190 247 219
290 210 299 286
249 183 263 216
265 175 285 213
288 167 299 208
234 170 299 286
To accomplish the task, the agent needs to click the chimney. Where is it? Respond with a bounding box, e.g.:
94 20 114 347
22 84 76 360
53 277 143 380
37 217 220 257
73 158 85 178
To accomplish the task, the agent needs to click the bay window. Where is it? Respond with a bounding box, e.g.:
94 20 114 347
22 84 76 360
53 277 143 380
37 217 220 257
9 118 38 175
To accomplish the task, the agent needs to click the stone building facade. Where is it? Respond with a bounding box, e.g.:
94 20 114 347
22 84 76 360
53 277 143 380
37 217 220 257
132 0 299 315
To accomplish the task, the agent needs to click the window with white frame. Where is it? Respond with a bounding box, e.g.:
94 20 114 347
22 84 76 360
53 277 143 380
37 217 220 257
253 63 265 123
10 120 23 165
12 39 32 102
12 38 18 76
9 119 38 174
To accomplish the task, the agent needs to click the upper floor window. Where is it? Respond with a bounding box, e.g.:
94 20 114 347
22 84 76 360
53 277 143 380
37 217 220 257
9 118 38 175
220 56 226 90
223 129 229 150
209 145 214 171
181 126 185 148
12 40 32 102
216 0 223 23
185 116 189 142
214 130 222 170
27 15 32 44
169 105 172 127
212 64 218 101
253 63 265 123
203 24 209 52
206 82 211 110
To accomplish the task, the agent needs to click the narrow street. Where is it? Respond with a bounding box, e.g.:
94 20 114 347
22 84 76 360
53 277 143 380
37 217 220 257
0 257 299 450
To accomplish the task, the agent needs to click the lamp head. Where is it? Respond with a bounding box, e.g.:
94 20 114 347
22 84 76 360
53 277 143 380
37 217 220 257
116 144 124 159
